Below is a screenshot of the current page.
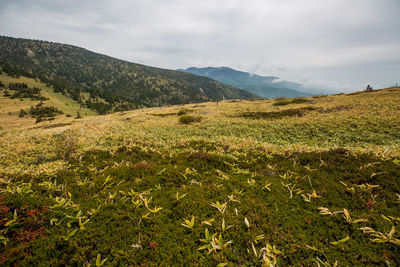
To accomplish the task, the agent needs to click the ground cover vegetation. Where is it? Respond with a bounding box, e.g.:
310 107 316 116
0 86 399 265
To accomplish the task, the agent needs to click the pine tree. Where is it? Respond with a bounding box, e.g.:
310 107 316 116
3 90 10 97
18 109 27 117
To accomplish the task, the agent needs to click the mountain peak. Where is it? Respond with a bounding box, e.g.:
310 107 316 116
179 66 312 98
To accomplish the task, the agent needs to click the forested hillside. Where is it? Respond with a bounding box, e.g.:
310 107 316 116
0 36 257 114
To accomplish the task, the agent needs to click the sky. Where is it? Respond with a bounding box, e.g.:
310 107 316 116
1 0 399 92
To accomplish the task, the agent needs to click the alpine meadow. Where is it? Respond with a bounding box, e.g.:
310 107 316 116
1 1 400 266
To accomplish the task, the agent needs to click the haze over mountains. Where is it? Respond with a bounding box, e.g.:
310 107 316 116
179 67 315 98
0 36 257 114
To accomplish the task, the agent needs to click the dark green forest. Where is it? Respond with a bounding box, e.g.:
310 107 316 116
0 36 257 114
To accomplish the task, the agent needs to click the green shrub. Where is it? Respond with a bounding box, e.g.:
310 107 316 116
290 98 309 104
18 109 27 118
179 115 202 124
177 109 187 116
29 102 63 122
273 98 310 106
8 83 48 100
273 100 291 106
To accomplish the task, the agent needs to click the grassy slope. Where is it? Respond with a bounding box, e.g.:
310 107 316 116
0 73 95 129
0 88 399 265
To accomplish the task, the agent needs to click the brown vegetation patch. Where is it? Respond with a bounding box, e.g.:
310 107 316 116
318 105 351 113
31 122 72 129
239 106 316 119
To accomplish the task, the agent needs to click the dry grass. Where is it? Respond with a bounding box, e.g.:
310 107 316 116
0 86 399 265
1 86 399 179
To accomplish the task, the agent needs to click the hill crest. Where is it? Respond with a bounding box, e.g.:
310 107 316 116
0 36 258 114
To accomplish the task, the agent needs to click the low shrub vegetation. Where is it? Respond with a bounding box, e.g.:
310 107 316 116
273 97 311 106
240 107 316 119
20 102 64 123
0 88 399 265
8 82 48 100
179 114 202 124
177 109 187 115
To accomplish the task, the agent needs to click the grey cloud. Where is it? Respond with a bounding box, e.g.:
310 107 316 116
0 0 399 91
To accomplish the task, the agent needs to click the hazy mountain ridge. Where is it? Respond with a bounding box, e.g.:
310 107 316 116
178 66 314 98
0 36 257 114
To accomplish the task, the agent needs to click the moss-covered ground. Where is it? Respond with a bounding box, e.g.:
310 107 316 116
0 86 399 266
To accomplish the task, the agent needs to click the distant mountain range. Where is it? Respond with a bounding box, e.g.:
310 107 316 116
0 36 257 114
178 66 314 98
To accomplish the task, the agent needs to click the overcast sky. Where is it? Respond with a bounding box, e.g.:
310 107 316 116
1 0 399 92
